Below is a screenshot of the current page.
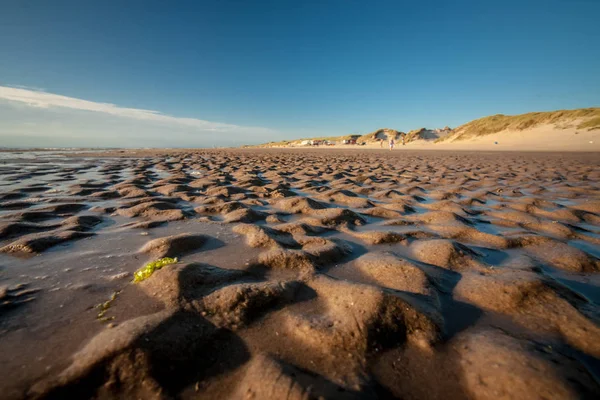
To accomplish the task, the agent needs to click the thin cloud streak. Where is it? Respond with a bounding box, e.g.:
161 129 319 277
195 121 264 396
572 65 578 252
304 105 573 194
0 85 273 133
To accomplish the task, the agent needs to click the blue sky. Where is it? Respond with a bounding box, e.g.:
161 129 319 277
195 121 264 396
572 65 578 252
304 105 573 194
1 0 599 147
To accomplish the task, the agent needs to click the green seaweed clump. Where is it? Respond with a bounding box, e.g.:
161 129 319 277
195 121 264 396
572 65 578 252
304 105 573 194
133 257 178 283
96 290 121 323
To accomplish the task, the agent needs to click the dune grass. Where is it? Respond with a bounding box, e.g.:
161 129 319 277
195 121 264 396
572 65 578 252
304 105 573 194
357 129 401 142
405 128 427 142
577 115 600 130
437 108 600 142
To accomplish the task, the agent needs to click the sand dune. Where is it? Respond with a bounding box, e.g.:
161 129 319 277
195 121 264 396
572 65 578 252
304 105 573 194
406 124 599 151
257 107 600 151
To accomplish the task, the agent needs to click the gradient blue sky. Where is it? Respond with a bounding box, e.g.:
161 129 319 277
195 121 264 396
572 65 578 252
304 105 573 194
1 0 599 147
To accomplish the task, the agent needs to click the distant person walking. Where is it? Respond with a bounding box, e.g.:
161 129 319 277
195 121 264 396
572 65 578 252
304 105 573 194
380 139 383 148
401 134 406 146
389 138 395 150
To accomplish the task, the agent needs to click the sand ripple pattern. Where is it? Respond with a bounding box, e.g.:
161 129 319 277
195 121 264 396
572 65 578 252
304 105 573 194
1 150 599 399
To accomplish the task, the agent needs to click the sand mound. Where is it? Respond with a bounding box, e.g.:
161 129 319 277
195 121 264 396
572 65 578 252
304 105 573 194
274 196 328 214
233 354 366 399
193 281 301 330
408 239 484 271
195 201 247 215
360 206 405 219
118 201 189 221
454 270 600 357
29 310 175 399
0 221 58 240
139 262 248 307
116 185 149 199
344 228 408 245
153 183 190 196
305 208 366 227
523 240 599 272
354 252 438 300
451 328 599 399
139 233 210 258
0 283 39 313
205 185 247 198
222 208 268 223
257 248 316 273
0 229 94 255
283 275 443 354
319 190 373 208
233 224 300 249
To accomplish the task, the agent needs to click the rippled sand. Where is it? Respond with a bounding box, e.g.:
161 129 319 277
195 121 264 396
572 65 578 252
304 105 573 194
1 149 599 399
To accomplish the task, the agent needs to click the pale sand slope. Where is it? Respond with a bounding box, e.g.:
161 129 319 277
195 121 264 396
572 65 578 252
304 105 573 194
413 124 600 151
280 124 600 151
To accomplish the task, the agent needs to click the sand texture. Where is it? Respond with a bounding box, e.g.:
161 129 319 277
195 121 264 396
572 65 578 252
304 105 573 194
0 148 599 399
261 124 600 152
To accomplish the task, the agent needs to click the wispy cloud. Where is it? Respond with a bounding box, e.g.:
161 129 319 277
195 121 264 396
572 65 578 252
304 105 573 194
7 84 47 92
0 85 272 133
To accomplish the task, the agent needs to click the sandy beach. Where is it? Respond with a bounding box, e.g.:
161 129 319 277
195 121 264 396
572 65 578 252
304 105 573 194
1 148 599 399
263 124 600 152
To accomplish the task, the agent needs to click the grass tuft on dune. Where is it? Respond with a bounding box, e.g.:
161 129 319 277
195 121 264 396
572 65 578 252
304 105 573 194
357 128 401 142
577 115 600 130
437 107 600 142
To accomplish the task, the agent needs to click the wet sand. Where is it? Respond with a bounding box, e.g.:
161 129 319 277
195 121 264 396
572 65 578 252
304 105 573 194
1 148 599 399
